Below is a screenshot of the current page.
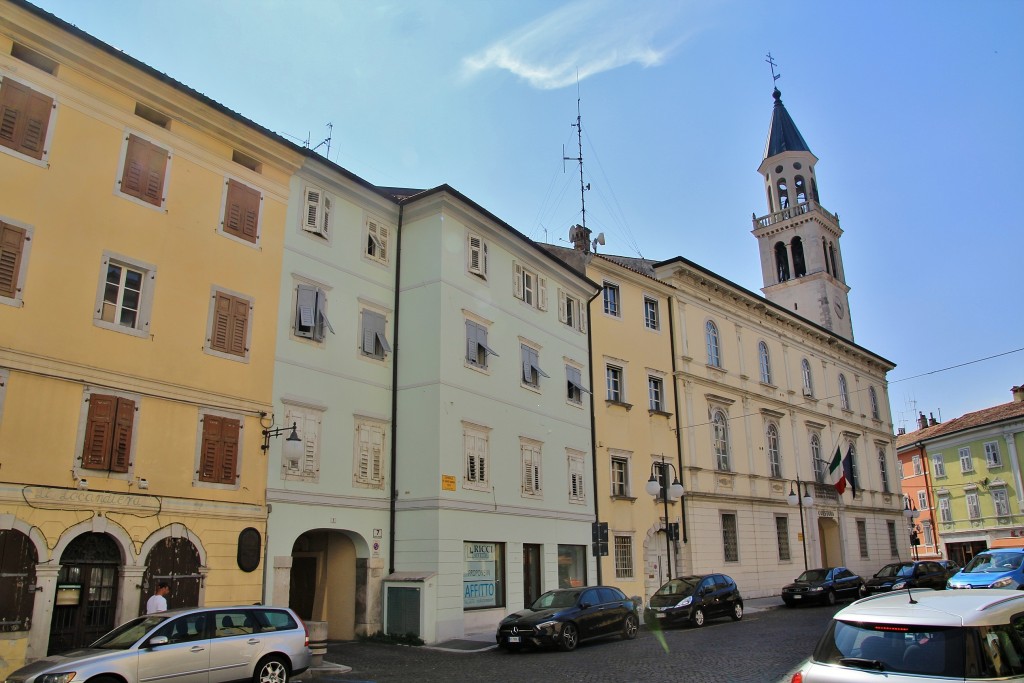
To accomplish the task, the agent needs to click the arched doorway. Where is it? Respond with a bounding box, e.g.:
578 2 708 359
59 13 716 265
48 533 121 654
138 537 202 615
642 525 679 601
290 530 358 640
818 516 842 567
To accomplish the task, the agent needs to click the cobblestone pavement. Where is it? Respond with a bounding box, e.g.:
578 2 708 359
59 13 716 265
306 603 839 683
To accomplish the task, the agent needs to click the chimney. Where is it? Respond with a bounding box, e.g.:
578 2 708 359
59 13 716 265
1013 385 1024 403
928 412 938 427
918 412 929 430
897 427 906 436
568 224 591 253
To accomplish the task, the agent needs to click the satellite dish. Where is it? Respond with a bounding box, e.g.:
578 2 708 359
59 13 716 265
596 233 606 245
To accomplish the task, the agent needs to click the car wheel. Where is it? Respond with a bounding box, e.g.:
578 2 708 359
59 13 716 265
825 589 837 606
783 599 795 608
254 655 290 683
558 622 579 651
691 608 705 627
622 613 639 640
730 602 743 621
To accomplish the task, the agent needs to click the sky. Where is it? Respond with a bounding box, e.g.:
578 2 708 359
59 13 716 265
28 0 1024 432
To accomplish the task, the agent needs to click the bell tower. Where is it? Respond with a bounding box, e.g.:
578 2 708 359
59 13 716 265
752 87 853 341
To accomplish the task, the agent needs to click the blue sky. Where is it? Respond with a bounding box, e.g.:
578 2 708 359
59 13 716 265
31 0 1023 430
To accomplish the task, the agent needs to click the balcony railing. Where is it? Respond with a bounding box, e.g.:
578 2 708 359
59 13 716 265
753 200 839 230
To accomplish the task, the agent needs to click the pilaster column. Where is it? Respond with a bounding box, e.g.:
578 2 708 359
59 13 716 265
26 563 60 661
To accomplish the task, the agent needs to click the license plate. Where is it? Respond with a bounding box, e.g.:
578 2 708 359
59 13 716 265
656 612 666 619
508 636 520 643
793 595 801 599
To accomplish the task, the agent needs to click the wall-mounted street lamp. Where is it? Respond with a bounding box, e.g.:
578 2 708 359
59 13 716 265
904 496 922 560
787 478 814 570
646 455 685 580
260 412 304 467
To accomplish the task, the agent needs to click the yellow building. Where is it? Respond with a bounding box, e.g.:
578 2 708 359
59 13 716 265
0 1 302 669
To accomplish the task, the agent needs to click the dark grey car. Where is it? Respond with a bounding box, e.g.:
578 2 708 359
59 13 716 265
644 574 743 628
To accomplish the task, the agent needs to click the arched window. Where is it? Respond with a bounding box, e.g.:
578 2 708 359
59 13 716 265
801 359 814 396
811 434 825 483
758 341 772 384
838 374 850 410
878 447 890 493
791 236 806 277
822 237 831 275
869 386 880 420
774 242 790 282
766 423 782 478
705 320 721 368
776 178 789 209
829 242 838 278
794 175 807 204
713 410 730 471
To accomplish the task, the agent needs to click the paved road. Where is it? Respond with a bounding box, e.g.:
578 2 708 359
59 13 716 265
309 603 839 683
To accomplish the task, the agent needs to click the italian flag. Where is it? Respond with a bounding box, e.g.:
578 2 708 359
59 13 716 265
829 446 846 494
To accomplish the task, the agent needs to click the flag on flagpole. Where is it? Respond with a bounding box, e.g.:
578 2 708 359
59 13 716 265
829 446 846 494
842 446 858 497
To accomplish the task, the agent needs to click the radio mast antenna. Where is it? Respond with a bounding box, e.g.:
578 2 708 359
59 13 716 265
562 92 589 231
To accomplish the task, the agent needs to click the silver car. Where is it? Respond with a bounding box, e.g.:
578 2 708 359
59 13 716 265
5 605 311 683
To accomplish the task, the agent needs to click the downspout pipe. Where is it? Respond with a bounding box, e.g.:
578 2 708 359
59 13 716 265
917 441 937 549
585 284 603 583
668 296 687 544
388 204 404 575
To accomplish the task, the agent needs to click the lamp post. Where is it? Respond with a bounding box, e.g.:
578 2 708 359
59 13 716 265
260 412 304 467
646 455 685 581
904 497 921 560
787 478 814 570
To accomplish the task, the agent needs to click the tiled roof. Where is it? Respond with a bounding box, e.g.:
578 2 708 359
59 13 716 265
896 400 1024 449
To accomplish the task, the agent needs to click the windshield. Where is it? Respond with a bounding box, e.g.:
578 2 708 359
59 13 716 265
797 569 829 582
875 563 914 578
964 552 1024 573
531 590 580 610
91 616 167 649
812 620 965 678
654 577 699 596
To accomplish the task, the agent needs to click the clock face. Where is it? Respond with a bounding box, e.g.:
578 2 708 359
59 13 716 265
834 301 845 319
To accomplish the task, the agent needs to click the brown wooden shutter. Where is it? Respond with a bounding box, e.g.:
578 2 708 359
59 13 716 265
219 418 240 484
121 134 167 206
210 292 249 357
82 394 115 470
224 179 260 243
110 398 135 473
0 79 52 160
199 414 239 484
0 222 26 298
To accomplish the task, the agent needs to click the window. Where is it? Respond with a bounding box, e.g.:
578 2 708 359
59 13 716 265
301 186 330 238
467 233 488 278
0 529 36 633
878 448 890 493
712 410 730 471
365 217 390 265
939 496 952 523
766 423 782 478
360 309 392 360
198 413 241 486
521 439 542 497
721 513 738 562
614 536 634 579
464 542 505 609
513 262 547 310
932 454 946 478
463 422 490 491
80 393 136 474
567 450 586 504
354 419 386 488
466 320 498 369
811 434 825 483
857 520 869 559
838 374 850 410
801 359 814 396
557 545 586 588
993 487 1010 517
648 376 664 412
281 404 322 481
565 364 588 405
0 76 53 161
558 290 586 333
985 441 1002 467
758 341 772 384
221 179 261 244
705 320 721 367
869 386 880 420
605 365 624 402
959 447 973 473
94 255 156 336
206 290 252 360
610 455 630 497
295 284 334 342
966 491 981 520
775 516 791 561
118 133 170 207
643 297 659 330
887 521 898 558
520 344 548 388
911 455 922 476
0 219 30 304
602 281 620 317
917 490 927 511
921 520 933 547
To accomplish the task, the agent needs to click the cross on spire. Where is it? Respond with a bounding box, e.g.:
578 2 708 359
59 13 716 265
765 52 781 86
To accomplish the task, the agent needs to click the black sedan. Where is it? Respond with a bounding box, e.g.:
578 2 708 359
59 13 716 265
495 586 638 652
781 567 863 607
643 574 743 628
861 560 948 595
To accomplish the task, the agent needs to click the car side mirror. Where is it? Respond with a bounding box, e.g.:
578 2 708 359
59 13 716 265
579 602 590 609
147 635 169 648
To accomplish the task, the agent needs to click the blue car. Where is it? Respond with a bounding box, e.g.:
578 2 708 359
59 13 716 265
948 548 1024 589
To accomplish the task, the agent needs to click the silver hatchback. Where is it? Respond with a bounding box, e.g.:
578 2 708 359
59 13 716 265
5 605 311 683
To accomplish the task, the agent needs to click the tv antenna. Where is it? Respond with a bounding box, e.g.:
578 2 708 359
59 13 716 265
765 52 781 86
562 95 590 232
306 122 333 159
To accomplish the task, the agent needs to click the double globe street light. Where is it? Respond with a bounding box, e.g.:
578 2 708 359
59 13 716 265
646 456 685 580
787 478 814 570
904 497 922 560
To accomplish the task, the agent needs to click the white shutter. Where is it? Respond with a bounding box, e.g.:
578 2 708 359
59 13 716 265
301 413 319 474
522 448 534 494
357 426 370 482
321 196 331 236
315 288 335 339
513 262 523 300
370 426 384 483
303 188 320 233
557 290 568 323
537 276 548 311
468 234 483 275
481 241 488 277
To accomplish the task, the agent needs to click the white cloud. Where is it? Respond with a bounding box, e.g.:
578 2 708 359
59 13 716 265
461 0 688 90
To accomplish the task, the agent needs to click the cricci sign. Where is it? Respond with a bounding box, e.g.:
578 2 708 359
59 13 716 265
463 542 497 608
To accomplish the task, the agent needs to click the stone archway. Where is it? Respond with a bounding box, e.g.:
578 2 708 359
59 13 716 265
642 524 680 602
48 532 122 654
289 530 361 640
